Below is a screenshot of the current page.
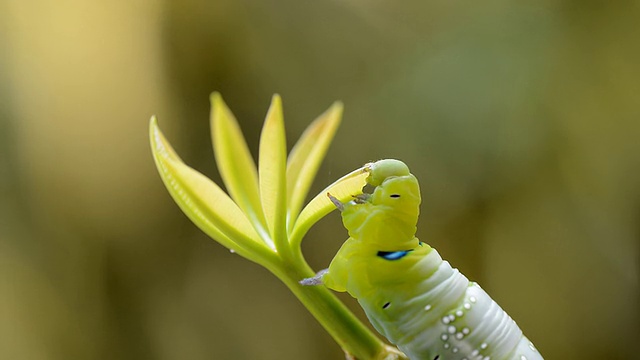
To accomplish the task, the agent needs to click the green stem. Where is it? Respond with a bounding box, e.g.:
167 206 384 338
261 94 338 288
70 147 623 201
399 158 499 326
271 258 407 360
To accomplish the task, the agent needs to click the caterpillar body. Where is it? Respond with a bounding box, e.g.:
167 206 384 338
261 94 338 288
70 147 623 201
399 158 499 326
304 159 542 360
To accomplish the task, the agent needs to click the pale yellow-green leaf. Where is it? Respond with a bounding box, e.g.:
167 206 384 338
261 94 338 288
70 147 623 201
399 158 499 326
210 92 271 245
150 117 274 264
258 94 287 250
286 101 343 232
289 165 370 248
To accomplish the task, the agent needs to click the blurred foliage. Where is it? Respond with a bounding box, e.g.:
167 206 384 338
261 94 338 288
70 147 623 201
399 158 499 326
1 0 638 359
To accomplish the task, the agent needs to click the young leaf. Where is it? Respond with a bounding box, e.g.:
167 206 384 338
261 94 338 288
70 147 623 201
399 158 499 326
150 117 274 264
286 102 343 231
258 94 288 250
210 93 271 246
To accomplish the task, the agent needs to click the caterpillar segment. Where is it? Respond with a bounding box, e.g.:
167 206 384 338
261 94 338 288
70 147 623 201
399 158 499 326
304 159 542 360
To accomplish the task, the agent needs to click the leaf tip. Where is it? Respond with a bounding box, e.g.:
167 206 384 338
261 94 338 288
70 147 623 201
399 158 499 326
210 91 223 104
330 101 344 121
267 94 284 121
210 92 234 128
149 115 160 146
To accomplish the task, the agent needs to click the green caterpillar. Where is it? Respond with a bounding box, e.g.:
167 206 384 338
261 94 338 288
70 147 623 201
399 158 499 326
303 159 542 360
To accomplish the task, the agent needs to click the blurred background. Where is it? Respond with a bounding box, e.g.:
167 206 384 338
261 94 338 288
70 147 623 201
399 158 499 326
1 0 639 359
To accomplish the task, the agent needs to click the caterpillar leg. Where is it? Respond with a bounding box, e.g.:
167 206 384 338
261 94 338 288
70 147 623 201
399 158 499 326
299 269 328 286
328 192 372 212
327 193 345 211
352 193 371 204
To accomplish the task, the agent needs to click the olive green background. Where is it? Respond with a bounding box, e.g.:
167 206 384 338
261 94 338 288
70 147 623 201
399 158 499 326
1 1 638 359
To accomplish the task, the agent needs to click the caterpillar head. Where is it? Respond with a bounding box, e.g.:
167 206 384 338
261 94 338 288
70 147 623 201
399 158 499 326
367 159 411 187
340 159 421 249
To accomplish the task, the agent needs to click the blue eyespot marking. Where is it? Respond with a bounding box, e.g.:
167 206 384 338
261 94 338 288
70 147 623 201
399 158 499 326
377 250 410 260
